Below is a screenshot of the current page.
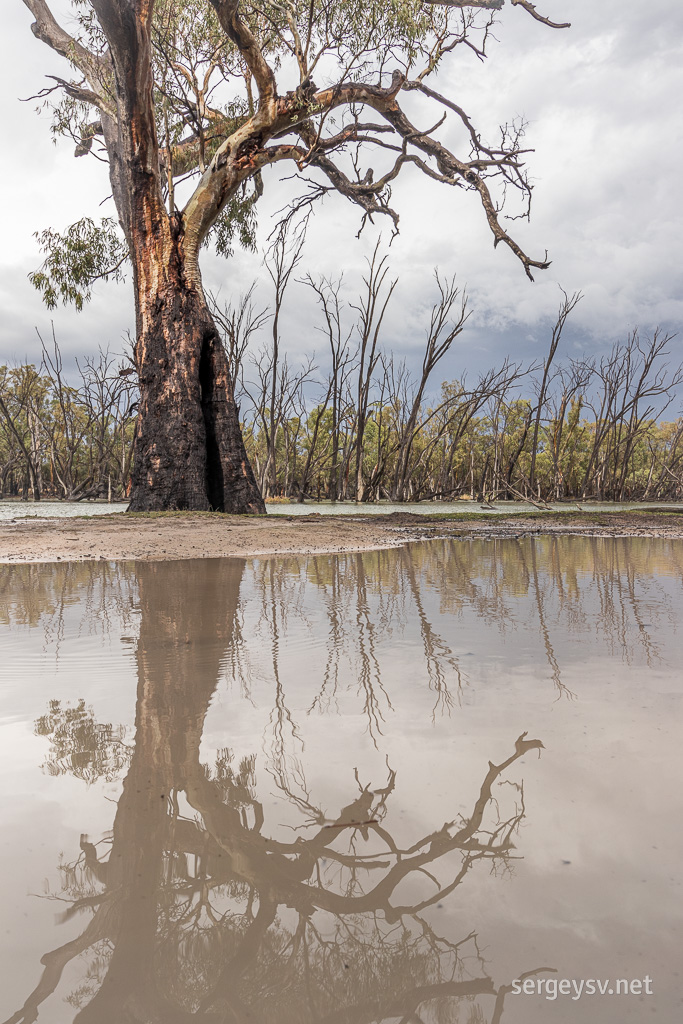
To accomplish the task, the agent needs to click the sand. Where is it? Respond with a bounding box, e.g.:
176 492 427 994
2 509 683 563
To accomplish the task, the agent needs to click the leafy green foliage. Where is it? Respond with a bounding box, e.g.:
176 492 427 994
27 0 505 312
206 189 259 258
29 217 128 311
248 0 438 73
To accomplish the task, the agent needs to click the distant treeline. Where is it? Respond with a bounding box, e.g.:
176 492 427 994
2 266 682 504
0 337 136 502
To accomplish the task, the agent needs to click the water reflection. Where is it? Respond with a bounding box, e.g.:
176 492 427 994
1 537 681 1022
4 560 549 1023
246 537 676 710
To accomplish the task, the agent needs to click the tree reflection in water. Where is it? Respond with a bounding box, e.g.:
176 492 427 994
4 559 552 1024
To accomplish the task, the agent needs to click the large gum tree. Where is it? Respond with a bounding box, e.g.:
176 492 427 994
22 0 568 512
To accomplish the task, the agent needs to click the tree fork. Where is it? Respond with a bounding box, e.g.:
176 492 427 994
22 0 570 512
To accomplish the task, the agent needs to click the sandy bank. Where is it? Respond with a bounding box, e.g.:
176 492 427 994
2 509 683 564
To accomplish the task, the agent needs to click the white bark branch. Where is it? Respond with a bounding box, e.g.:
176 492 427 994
421 0 570 28
207 0 277 111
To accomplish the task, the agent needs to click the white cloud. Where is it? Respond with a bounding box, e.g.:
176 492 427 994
2 0 681 381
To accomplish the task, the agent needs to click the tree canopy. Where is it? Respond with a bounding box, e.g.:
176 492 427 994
24 0 569 295
21 0 570 513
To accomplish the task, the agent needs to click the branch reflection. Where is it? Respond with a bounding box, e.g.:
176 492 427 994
5 559 551 1024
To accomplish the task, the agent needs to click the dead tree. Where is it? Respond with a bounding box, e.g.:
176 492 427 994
352 246 397 500
22 0 567 511
391 272 469 501
304 274 355 501
528 288 582 496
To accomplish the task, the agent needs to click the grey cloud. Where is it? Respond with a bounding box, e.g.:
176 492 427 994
1 0 680 379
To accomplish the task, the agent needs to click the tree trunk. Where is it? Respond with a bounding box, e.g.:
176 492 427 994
73 559 247 1022
88 3 265 516
128 235 264 514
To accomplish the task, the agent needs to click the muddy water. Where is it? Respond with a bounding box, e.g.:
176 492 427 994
0 537 681 1023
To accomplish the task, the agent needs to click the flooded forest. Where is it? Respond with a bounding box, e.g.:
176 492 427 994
1 278 682 505
3 1 681 1023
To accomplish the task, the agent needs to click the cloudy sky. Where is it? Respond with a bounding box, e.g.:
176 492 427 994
2 0 682 385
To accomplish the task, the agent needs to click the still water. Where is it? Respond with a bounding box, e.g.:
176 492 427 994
265 500 683 516
0 502 129 522
0 538 681 1022
2 499 683 521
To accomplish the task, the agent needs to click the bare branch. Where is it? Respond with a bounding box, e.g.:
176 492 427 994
22 0 104 74
299 134 401 235
21 0 113 116
422 0 570 28
421 0 505 8
373 90 550 278
510 0 570 29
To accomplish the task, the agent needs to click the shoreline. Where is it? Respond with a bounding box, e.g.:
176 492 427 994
2 509 683 564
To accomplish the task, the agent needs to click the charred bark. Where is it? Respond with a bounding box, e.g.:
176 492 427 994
23 0 568 512
92 0 264 515
127 222 264 513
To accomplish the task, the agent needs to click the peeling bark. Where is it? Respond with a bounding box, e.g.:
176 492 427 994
91 0 264 513
22 0 568 512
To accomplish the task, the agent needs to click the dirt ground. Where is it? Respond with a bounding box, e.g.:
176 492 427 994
2 509 683 563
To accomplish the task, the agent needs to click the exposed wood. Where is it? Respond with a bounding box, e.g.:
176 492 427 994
21 0 569 511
